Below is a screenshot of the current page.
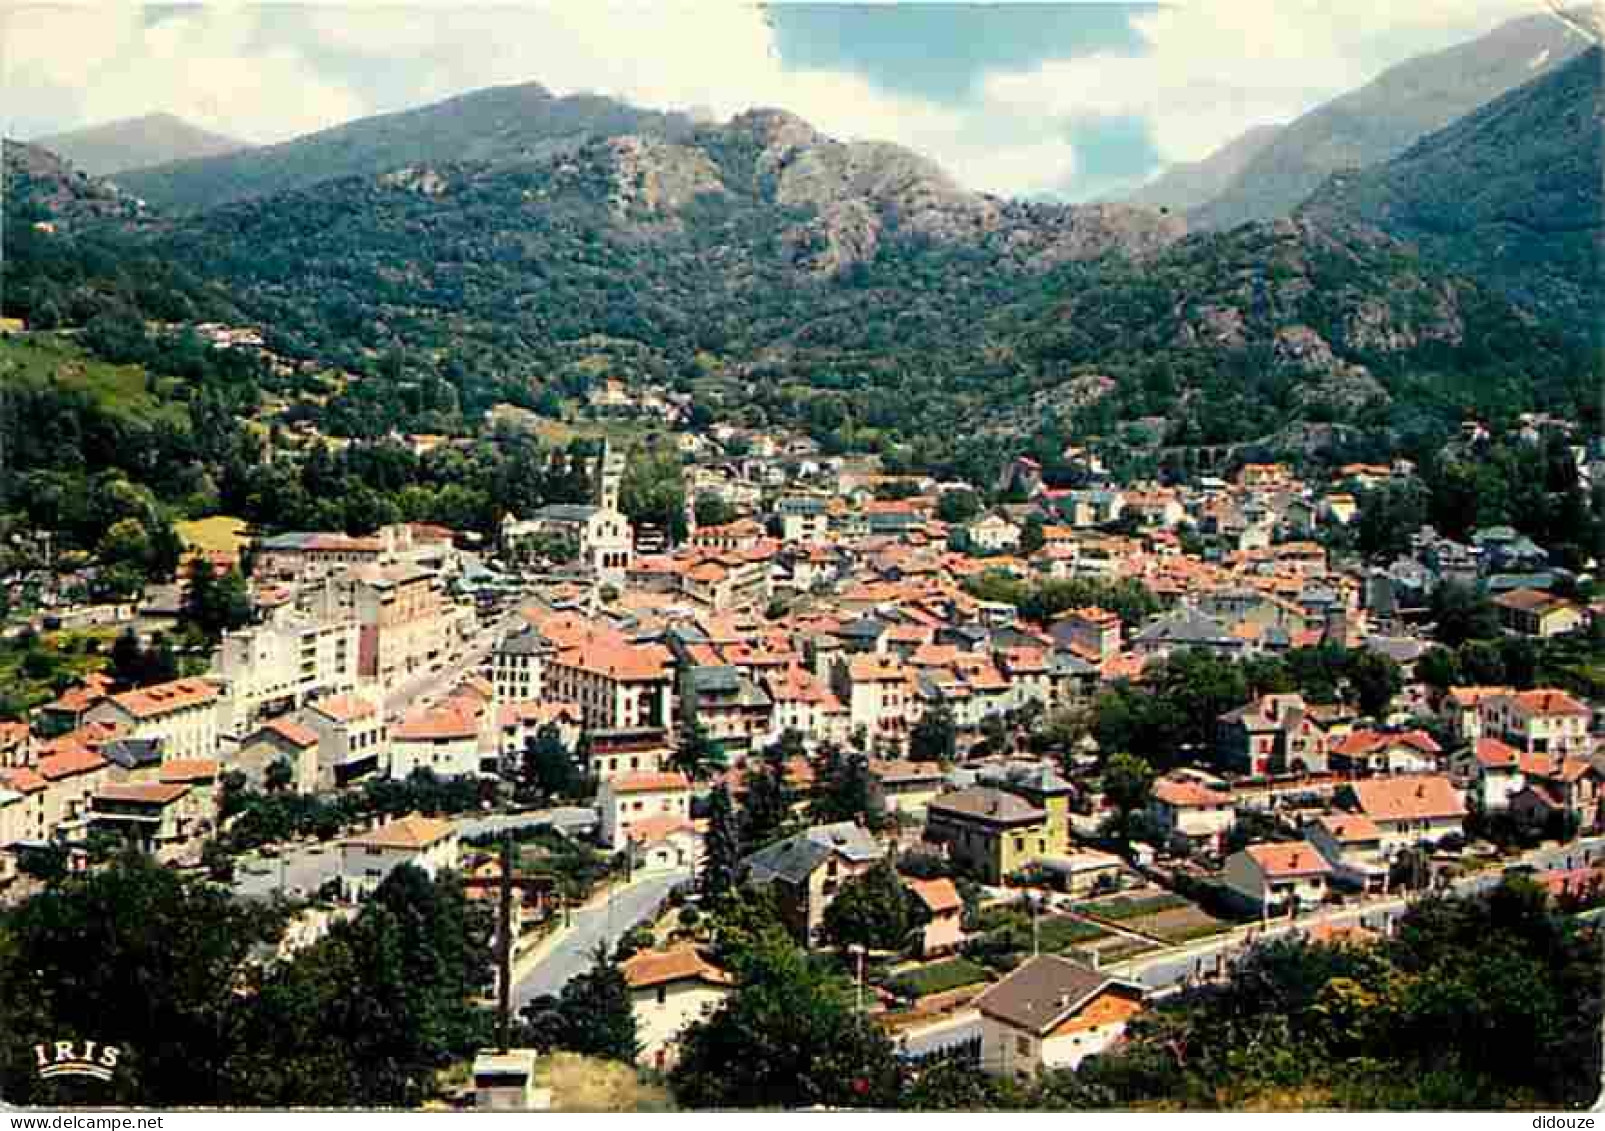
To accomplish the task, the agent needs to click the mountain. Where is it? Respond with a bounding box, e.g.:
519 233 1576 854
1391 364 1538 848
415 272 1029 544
30 113 247 177
113 82 702 212
105 103 1590 460
2 139 150 227
1121 124 1283 213
1302 45 1603 337
3 140 236 329
1190 11 1591 230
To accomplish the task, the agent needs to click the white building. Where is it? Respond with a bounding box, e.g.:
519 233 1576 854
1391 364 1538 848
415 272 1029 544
303 693 389 789
1304 814 1388 894
85 678 221 761
1147 777 1236 855
214 608 359 736
620 947 734 1072
598 770 692 852
390 701 486 779
1222 842 1333 915
1345 775 1467 855
974 955 1146 1082
340 814 461 900
1479 689 1592 757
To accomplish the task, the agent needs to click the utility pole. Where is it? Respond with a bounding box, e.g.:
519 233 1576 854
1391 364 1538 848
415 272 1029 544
461 834 557 1053
497 834 514 1053
852 944 866 1027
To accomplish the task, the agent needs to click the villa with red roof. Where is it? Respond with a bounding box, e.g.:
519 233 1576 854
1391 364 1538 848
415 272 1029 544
1223 842 1333 915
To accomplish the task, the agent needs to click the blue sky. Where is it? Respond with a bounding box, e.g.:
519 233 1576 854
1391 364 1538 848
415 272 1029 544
6 1 1543 200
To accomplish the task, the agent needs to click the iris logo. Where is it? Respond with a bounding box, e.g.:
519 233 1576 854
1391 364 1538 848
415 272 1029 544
33 1040 121 1083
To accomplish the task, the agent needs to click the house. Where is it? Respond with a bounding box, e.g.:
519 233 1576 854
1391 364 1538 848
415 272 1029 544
974 955 1145 1081
340 813 461 900
867 760 947 818
907 876 965 957
1492 589 1586 638
1344 775 1466 854
963 514 1022 553
89 782 197 862
598 771 692 854
681 665 772 759
586 728 671 782
833 653 916 745
1215 693 1329 777
1328 729 1442 775
390 700 485 779
237 718 322 793
303 694 389 788
620 947 734 1071
1479 689 1592 757
1048 607 1122 664
1443 685 1514 743
1461 737 1527 813
975 761 1076 852
1222 842 1333 915
1147 777 1236 855
1510 754 1605 834
1304 814 1388 894
84 678 220 762
742 820 886 945
924 787 1052 885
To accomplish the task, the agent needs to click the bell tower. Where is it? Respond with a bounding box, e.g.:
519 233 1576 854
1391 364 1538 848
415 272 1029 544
598 440 625 514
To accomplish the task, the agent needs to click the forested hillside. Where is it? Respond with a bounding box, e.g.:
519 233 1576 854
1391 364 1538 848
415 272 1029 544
1303 46 1603 337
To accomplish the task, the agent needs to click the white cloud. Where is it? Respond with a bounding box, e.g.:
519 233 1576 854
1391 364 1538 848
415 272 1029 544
2 0 1561 197
983 0 1547 165
5 4 366 143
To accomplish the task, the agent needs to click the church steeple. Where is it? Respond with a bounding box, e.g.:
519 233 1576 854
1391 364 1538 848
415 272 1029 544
598 439 624 514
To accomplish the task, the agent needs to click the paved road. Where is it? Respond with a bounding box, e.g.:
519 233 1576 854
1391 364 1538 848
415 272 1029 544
1116 834 1605 992
382 608 525 721
513 867 691 1006
232 806 598 900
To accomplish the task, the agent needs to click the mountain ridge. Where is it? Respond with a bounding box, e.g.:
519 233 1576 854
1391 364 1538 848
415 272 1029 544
112 82 700 212
1301 44 1603 338
1120 124 1283 213
30 113 247 177
1189 11 1591 230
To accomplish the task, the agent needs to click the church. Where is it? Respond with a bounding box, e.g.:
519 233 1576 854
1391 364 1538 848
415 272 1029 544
500 441 634 585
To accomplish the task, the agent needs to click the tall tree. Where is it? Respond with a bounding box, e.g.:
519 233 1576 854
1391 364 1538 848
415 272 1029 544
701 784 742 902
910 706 958 764
671 927 902 1109
820 861 915 952
672 719 726 782
1102 752 1156 840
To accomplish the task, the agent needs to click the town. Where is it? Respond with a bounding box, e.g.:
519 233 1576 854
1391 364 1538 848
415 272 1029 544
2 370 1603 1107
5 1 1604 1112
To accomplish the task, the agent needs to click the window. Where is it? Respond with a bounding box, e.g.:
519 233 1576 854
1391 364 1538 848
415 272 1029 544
1016 1035 1030 1056
656 986 667 1005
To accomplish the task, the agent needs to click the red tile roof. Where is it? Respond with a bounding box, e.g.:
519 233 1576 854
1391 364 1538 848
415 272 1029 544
908 876 962 915
96 781 190 806
1350 775 1466 823
105 678 218 719
344 814 456 850
620 946 732 991
1245 843 1333 878
261 718 320 748
159 759 220 783
609 771 691 795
